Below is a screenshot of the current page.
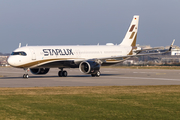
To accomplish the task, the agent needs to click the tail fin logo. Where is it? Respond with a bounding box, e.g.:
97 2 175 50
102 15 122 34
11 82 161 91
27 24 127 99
120 15 139 47
129 25 135 32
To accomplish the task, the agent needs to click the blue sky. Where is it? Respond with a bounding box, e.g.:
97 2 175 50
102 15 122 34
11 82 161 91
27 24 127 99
0 0 180 53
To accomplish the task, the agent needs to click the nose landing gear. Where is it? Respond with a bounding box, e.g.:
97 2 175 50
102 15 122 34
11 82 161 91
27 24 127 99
23 68 29 78
23 74 29 78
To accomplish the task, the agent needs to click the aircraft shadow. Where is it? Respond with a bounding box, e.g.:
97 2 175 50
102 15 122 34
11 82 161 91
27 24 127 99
68 74 120 77
0 76 57 79
0 74 121 79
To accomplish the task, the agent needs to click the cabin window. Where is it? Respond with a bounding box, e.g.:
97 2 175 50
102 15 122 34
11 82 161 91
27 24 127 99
11 51 27 56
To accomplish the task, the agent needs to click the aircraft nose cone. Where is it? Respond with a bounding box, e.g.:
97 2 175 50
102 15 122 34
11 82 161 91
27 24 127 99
7 57 15 66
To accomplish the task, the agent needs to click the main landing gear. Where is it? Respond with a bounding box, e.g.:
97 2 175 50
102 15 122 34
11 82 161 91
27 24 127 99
91 71 101 77
23 68 29 78
58 68 67 77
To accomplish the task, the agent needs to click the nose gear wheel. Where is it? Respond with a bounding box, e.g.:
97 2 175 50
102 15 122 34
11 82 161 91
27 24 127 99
23 74 29 78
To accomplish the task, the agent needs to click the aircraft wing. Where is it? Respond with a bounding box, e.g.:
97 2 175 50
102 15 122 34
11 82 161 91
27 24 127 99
134 47 164 54
97 39 175 63
134 39 175 54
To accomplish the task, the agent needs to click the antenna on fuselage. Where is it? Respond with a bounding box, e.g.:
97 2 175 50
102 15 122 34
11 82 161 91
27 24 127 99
26 44 28 47
19 43 21 48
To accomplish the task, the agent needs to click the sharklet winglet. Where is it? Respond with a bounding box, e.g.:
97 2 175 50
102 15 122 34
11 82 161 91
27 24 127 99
169 39 175 51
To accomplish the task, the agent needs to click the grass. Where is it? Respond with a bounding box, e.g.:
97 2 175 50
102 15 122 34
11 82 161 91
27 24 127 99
0 86 180 120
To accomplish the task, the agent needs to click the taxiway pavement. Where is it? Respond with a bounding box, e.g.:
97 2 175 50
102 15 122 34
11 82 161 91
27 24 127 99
0 67 180 87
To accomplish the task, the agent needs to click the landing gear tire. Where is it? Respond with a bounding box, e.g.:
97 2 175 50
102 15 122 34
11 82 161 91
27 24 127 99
91 71 100 77
58 71 67 77
23 74 29 78
62 71 67 77
58 71 62 77
23 68 29 78
96 71 100 77
91 74 96 77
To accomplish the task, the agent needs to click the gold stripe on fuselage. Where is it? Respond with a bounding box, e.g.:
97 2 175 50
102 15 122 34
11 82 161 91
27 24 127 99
17 58 78 68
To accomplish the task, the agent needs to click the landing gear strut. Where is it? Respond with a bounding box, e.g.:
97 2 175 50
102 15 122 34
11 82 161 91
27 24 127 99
23 68 29 78
91 71 100 77
58 68 68 77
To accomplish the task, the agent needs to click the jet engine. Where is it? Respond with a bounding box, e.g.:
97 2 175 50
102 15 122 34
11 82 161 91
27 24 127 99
30 68 50 75
79 61 100 74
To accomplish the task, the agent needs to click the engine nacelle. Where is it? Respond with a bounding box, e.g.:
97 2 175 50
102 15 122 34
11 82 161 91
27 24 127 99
30 68 50 75
79 61 100 74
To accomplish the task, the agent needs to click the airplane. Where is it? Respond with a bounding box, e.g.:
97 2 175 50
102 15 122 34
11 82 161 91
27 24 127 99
7 15 174 78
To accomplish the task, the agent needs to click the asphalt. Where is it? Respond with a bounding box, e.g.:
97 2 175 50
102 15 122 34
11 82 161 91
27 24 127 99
0 67 180 88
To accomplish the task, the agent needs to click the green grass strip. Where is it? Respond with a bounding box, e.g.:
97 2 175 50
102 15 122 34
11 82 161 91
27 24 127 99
0 86 180 120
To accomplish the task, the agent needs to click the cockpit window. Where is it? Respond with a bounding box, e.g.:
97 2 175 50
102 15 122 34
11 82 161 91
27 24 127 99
11 51 27 56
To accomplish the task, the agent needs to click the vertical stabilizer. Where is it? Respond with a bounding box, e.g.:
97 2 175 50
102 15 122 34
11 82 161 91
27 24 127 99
120 15 139 47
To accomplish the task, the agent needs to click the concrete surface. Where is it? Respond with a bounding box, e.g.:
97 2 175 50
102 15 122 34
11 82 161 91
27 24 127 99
0 67 180 87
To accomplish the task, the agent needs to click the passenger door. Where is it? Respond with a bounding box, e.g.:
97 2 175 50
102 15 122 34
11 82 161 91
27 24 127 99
29 49 36 60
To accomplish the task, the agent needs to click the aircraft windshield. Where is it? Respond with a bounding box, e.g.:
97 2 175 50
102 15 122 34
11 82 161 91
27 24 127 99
11 51 27 56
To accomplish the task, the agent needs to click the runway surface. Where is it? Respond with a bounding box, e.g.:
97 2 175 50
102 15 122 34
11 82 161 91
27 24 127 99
0 67 180 87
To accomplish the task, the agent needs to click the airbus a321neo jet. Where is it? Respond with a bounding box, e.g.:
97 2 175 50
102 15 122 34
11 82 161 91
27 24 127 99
8 15 174 78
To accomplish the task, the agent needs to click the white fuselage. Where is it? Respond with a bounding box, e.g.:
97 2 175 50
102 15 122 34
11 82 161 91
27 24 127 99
8 45 132 68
